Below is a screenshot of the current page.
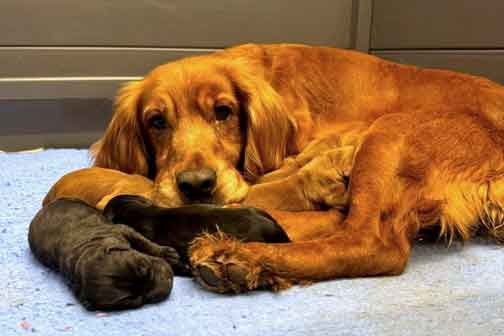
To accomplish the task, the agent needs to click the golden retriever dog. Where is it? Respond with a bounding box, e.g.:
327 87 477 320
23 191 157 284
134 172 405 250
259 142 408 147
92 43 504 293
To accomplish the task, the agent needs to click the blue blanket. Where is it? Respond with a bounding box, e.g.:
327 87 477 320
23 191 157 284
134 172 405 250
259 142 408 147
1 149 503 336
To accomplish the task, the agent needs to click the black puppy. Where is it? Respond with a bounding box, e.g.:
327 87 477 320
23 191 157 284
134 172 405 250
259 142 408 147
28 198 179 311
103 195 290 274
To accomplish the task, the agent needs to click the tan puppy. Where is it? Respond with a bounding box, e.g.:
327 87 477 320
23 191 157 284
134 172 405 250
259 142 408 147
43 168 168 210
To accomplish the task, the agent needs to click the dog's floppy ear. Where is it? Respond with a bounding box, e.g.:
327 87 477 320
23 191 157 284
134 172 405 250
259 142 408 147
91 81 150 176
103 194 154 224
229 68 295 181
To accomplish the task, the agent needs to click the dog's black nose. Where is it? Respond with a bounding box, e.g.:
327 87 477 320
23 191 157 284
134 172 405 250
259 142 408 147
176 168 217 201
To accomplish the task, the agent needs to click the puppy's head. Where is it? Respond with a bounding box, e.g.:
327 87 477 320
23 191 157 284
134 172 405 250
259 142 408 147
76 243 173 311
103 195 157 239
92 46 293 206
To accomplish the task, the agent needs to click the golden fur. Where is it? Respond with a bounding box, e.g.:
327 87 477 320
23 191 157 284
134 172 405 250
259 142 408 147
92 43 504 292
43 168 170 210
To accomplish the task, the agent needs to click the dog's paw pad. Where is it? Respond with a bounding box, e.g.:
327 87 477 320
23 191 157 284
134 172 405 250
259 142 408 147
189 233 295 293
225 263 249 286
196 265 226 289
189 234 263 293
193 260 254 293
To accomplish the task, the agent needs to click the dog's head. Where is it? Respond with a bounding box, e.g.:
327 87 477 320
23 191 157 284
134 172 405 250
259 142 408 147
92 47 293 206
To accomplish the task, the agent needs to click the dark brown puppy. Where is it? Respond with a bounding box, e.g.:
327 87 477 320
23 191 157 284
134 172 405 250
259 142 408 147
103 194 290 273
28 198 179 311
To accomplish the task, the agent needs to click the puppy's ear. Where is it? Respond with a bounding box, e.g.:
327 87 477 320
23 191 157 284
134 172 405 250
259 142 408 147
91 81 151 176
103 194 154 224
228 67 295 181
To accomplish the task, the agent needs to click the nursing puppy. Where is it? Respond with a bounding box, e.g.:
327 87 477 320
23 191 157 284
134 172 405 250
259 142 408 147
28 198 179 311
43 167 169 210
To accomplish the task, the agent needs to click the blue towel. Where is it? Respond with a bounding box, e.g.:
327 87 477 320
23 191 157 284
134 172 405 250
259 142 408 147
1 149 503 336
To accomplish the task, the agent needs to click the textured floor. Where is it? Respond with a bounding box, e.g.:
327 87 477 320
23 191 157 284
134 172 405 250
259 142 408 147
0 149 503 336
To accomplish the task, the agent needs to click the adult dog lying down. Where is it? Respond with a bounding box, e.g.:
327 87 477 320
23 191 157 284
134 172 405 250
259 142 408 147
91 43 504 293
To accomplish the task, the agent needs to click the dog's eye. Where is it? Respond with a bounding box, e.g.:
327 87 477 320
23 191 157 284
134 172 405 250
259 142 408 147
214 104 232 121
148 114 167 130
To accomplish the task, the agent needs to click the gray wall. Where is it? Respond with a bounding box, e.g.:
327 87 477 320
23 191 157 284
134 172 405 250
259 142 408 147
371 0 504 84
0 0 373 151
3 0 503 151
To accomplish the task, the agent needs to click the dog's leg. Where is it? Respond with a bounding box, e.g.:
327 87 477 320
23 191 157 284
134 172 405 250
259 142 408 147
190 224 411 293
190 124 417 293
266 209 346 241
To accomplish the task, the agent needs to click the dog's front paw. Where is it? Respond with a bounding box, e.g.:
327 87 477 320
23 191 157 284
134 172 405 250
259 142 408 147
189 233 291 293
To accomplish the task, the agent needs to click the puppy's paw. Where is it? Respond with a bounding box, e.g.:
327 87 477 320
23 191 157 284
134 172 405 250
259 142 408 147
143 257 174 303
159 246 180 265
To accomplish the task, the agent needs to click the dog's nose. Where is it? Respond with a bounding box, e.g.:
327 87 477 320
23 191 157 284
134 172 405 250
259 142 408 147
176 168 217 201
